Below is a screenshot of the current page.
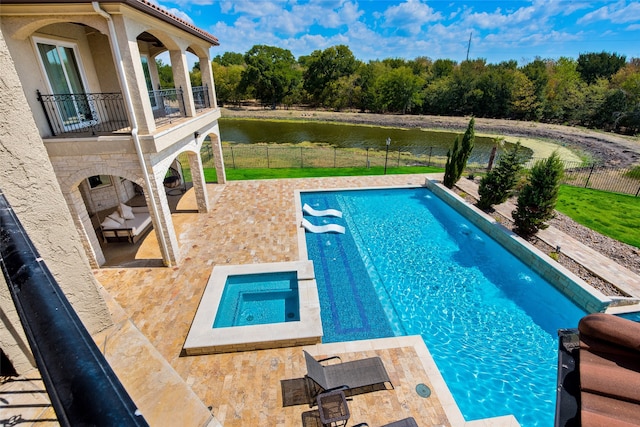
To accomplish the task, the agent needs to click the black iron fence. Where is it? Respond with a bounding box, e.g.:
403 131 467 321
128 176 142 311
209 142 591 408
192 85 211 112
37 90 131 136
197 142 640 196
560 162 640 196
149 87 186 126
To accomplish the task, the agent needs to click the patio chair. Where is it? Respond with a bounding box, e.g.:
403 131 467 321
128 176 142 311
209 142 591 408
353 417 419 427
303 350 394 405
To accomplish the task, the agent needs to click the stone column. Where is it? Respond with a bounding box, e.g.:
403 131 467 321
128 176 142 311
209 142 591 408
110 14 156 134
209 125 227 184
169 49 196 117
187 150 210 213
65 186 106 268
144 164 181 266
199 52 217 109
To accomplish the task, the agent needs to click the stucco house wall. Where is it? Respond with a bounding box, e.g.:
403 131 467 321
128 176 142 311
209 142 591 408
0 28 112 373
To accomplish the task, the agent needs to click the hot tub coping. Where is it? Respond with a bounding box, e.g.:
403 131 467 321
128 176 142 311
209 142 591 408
183 261 323 355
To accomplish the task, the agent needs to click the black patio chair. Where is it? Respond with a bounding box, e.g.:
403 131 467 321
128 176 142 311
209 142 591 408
303 350 394 406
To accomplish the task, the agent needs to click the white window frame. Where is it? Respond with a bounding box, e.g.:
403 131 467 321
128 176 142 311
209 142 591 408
32 35 95 131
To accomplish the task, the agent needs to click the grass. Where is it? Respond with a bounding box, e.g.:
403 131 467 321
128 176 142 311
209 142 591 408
556 185 640 248
195 166 443 182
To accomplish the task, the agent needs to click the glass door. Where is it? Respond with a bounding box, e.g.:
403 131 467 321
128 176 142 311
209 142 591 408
35 39 93 129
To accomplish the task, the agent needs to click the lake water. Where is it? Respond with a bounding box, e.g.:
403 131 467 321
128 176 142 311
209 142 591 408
219 118 528 158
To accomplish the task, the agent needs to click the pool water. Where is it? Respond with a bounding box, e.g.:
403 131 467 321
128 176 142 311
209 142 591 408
212 272 300 328
302 188 586 427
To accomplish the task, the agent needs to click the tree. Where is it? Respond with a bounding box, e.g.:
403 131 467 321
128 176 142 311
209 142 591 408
240 45 300 109
376 66 425 114
155 58 174 88
190 62 202 87
443 136 461 188
212 62 245 106
431 59 456 79
512 151 564 238
303 45 357 107
577 52 627 84
457 117 475 175
443 117 475 188
213 52 245 66
510 71 541 120
542 57 586 124
477 142 525 209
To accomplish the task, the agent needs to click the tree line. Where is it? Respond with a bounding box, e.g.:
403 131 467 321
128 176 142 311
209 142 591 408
173 45 640 135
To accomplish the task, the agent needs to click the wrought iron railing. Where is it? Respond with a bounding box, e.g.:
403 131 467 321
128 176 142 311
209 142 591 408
192 84 211 112
0 191 148 426
36 91 131 136
149 87 186 126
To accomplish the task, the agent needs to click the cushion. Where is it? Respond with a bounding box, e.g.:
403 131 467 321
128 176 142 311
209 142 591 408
119 203 135 220
107 211 125 224
101 217 121 228
579 313 640 352
131 206 149 214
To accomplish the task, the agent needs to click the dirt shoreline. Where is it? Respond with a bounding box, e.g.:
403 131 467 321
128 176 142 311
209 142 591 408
221 107 640 168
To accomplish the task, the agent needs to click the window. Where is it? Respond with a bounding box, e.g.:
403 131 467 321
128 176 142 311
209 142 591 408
34 37 93 129
88 175 112 189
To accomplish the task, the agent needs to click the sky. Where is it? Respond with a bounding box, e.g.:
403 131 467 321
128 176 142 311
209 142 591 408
155 0 640 65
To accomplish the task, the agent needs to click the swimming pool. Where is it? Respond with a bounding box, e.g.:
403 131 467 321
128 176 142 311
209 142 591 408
301 187 587 427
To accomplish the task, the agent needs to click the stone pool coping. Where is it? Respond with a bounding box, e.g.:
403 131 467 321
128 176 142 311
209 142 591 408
183 260 323 354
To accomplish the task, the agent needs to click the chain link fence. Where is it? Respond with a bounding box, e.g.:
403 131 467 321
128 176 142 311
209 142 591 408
190 142 640 196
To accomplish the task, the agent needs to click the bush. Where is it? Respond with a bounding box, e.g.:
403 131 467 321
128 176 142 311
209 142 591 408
512 151 564 238
443 117 475 188
477 142 525 209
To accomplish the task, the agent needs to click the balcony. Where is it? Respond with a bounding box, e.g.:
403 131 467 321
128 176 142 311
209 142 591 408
38 85 212 138
37 90 132 136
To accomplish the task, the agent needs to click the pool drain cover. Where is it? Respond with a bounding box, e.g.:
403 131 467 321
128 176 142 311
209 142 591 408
416 383 431 398
287 312 295 319
246 315 254 322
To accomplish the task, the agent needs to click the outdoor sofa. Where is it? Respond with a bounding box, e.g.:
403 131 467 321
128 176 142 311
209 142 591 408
100 204 152 244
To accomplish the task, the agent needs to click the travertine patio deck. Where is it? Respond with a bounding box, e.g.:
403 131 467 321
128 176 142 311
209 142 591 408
5 173 638 426
92 174 473 427
92 173 640 426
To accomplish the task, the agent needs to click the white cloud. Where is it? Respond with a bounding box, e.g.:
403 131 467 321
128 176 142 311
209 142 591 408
382 0 443 36
167 7 195 24
578 0 640 25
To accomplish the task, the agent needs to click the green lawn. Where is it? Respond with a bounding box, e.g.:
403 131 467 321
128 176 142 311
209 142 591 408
200 166 443 181
557 185 640 248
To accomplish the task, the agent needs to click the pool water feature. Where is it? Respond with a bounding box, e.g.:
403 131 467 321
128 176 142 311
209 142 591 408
301 188 587 427
213 272 300 328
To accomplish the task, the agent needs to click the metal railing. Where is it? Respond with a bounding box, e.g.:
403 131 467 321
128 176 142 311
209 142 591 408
37 90 131 136
149 87 186 126
0 191 148 426
192 84 210 112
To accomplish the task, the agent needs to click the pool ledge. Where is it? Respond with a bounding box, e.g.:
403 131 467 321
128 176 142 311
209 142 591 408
426 179 612 314
183 261 323 355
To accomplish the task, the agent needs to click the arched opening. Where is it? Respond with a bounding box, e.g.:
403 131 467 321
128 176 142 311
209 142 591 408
78 173 164 268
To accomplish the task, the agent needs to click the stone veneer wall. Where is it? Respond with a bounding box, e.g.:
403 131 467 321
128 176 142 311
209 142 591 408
0 29 113 373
